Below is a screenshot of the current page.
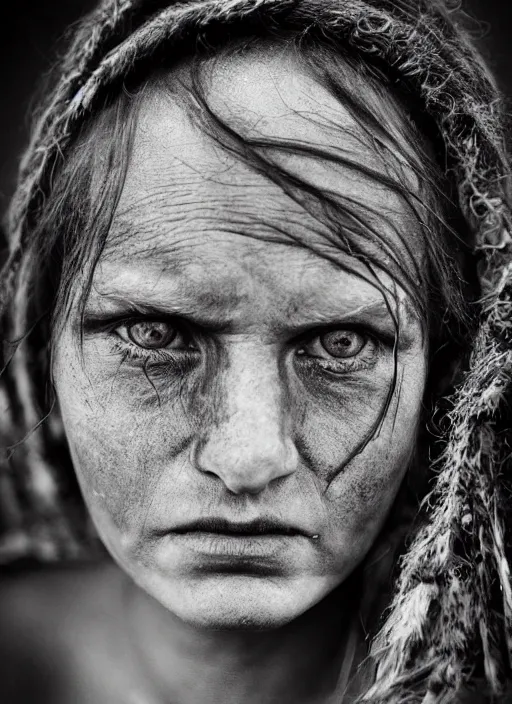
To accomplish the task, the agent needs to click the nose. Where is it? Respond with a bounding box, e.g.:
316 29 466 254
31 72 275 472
194 343 298 495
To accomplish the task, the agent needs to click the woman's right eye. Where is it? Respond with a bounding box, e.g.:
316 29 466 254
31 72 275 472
125 321 176 349
115 320 191 351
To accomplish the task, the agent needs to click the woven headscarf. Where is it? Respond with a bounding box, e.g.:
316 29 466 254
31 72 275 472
1 1 512 702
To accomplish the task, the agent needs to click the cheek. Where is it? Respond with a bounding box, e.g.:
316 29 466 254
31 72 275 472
303 361 425 570
322 430 415 560
294 376 389 480
295 356 419 480
53 341 196 553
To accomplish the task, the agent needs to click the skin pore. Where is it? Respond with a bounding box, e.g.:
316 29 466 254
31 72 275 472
49 45 428 704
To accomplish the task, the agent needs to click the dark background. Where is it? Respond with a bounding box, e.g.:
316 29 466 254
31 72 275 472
0 0 511 215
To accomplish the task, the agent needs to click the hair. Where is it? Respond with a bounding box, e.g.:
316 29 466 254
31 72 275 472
1 1 511 702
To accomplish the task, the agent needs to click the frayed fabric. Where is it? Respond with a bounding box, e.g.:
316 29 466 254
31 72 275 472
1 1 511 702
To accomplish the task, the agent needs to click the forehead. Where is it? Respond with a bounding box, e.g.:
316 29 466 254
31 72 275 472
103 45 424 280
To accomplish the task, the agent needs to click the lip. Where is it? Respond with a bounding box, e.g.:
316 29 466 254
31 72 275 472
171 517 311 537
164 517 315 560
169 531 300 559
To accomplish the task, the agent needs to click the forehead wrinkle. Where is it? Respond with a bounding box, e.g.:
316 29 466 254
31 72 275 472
100 187 422 335
91 238 420 334
121 88 421 224
88 266 250 323
106 151 417 268
104 183 336 264
102 56 426 290
99 176 422 324
121 133 413 223
106 177 420 283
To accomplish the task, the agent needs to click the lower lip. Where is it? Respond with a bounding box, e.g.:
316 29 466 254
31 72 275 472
167 531 303 558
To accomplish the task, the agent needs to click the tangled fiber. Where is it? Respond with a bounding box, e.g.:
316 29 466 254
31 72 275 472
1 1 512 702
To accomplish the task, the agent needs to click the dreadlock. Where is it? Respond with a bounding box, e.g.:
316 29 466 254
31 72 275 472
1 1 512 702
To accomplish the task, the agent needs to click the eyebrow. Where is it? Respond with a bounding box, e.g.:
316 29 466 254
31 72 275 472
81 292 416 345
82 297 234 334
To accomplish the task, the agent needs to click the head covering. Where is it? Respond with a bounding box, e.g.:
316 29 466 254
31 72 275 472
1 1 512 702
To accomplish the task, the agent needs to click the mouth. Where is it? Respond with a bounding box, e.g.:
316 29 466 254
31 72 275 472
165 518 315 561
171 517 310 537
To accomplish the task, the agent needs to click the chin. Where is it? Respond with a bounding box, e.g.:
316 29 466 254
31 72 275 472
147 571 329 631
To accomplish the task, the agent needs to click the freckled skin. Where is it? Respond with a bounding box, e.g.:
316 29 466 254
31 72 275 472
51 46 428 703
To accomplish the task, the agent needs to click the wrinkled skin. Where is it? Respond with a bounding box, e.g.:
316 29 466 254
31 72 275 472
51 45 427 703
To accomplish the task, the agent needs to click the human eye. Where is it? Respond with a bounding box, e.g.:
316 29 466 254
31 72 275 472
79 311 200 369
117 320 182 350
113 318 199 363
295 327 383 375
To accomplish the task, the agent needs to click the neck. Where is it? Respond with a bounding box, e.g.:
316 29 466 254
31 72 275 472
123 575 367 704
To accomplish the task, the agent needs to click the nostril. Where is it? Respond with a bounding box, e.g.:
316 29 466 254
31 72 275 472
196 454 296 496
224 481 268 497
202 469 221 480
219 465 287 495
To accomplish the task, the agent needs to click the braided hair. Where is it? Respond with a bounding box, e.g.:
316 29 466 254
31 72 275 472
1 1 512 701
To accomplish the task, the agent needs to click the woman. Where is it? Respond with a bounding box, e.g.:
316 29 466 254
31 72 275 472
0 1 511 702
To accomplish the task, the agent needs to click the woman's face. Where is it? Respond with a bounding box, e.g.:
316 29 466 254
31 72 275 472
53 48 427 629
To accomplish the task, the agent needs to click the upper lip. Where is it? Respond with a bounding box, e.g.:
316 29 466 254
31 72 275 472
171 517 310 537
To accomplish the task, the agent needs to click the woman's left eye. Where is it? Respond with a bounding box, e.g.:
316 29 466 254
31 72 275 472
297 328 379 374
318 330 366 358
301 329 367 360
116 320 185 350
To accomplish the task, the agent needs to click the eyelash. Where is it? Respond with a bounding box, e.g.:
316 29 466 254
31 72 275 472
110 320 198 370
295 335 381 375
119 325 385 380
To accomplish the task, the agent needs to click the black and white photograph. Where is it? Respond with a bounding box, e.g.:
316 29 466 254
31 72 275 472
1 1 512 702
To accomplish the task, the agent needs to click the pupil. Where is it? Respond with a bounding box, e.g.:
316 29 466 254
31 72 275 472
148 327 163 341
322 330 363 358
131 322 173 348
332 332 355 349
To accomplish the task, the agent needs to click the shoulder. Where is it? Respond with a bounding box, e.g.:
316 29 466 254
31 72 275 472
0 559 126 704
